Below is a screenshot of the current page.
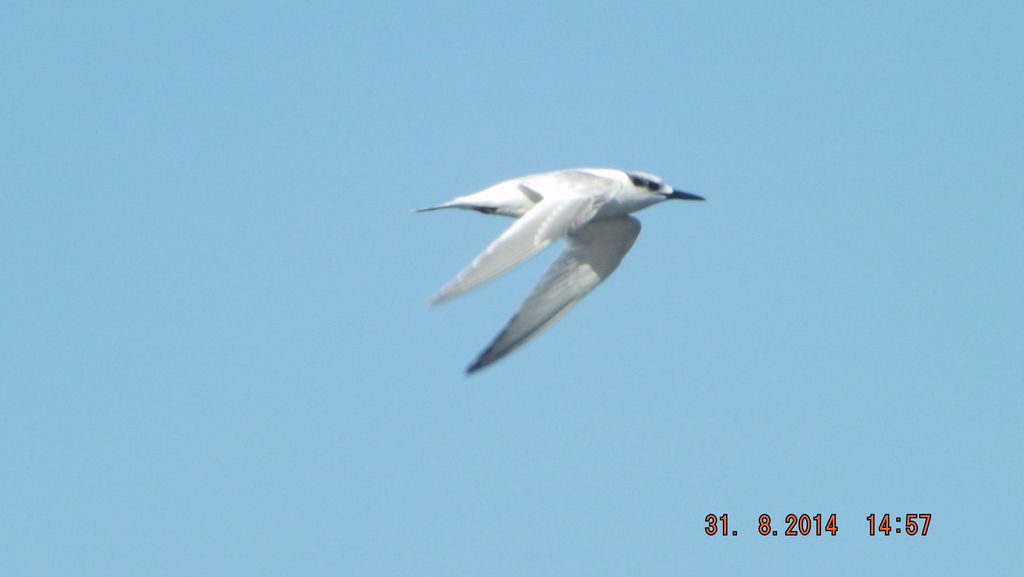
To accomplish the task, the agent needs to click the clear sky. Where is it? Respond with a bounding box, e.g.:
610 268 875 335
3 1 1022 575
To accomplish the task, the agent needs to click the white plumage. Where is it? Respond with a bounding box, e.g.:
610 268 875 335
417 168 703 373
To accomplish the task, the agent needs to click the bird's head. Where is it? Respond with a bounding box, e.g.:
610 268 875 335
626 170 704 201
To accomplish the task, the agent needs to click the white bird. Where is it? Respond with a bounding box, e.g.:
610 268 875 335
417 168 704 373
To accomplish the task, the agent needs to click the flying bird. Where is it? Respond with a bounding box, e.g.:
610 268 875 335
417 168 704 373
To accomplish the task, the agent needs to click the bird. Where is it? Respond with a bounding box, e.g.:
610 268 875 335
417 168 704 373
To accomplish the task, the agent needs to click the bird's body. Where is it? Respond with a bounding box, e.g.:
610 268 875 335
417 168 703 373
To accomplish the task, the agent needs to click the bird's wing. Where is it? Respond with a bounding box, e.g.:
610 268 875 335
429 190 612 305
467 215 642 373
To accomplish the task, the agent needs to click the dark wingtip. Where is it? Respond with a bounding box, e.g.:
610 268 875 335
465 353 492 375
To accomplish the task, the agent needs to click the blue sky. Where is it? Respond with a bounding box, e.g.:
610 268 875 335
3 1 1022 575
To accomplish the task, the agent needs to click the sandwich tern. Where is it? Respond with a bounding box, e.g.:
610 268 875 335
417 168 704 373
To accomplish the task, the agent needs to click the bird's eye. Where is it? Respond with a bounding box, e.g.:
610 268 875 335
628 172 663 191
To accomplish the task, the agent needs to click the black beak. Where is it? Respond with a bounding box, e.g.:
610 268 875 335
668 189 705 201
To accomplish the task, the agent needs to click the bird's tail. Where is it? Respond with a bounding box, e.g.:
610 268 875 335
411 203 456 213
